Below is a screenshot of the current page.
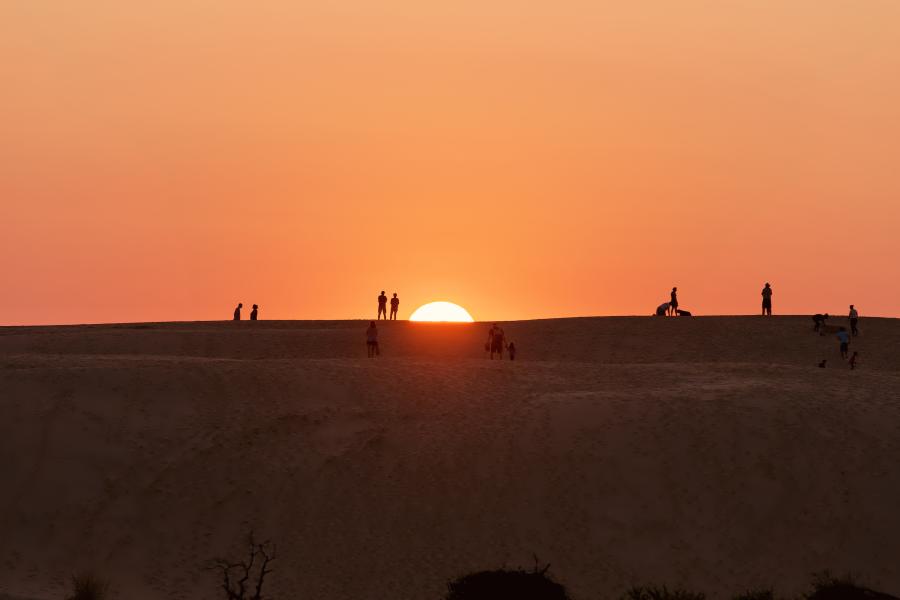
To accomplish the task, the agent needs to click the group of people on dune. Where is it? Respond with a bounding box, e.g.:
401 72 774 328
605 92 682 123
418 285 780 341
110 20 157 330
654 282 853 322
232 303 259 321
368 291 400 357
813 305 860 336
366 291 400 357
365 320 518 360
367 291 520 360
655 287 692 317
653 284 863 369
377 291 400 320
813 305 861 369
655 283 776 317
485 323 516 360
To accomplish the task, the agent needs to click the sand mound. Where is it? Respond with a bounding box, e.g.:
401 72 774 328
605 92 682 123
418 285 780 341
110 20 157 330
1 317 899 599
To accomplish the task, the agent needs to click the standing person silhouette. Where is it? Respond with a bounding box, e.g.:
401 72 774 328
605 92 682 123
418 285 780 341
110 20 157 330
377 291 388 320
250 304 258 321
390 293 399 320
669 287 678 316
487 324 506 360
233 303 242 321
761 283 773 316
366 321 379 357
849 304 859 336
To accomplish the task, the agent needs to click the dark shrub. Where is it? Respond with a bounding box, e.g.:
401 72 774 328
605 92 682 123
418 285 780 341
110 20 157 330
808 572 899 600
66 573 109 600
446 567 570 600
733 590 775 600
623 586 705 600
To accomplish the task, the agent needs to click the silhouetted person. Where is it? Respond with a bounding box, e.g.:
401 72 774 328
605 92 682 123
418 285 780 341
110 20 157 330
761 283 773 316
849 351 859 370
377 291 388 320
676 309 692 316
366 321 379 358
818 359 827 368
813 313 828 333
233 303 242 321
655 302 670 317
390 293 399 320
487 324 506 360
669 287 678 316
849 304 859 336
250 304 258 321
837 327 850 359
507 342 517 361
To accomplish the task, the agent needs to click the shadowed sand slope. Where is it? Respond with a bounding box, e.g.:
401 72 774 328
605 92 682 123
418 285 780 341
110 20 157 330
1 317 899 599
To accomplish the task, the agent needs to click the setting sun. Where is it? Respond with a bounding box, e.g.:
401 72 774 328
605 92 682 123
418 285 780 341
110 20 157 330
409 302 474 323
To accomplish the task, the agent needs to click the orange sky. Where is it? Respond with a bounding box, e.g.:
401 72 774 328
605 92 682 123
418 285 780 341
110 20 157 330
3 1 900 324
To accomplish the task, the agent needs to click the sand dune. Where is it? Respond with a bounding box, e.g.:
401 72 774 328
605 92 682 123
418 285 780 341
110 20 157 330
2 317 899 599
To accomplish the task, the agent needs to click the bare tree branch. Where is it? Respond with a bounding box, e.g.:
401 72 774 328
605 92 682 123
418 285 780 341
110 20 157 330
208 532 277 600
252 542 276 600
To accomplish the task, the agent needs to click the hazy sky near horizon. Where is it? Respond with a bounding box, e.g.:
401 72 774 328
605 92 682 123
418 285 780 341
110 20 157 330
3 1 900 324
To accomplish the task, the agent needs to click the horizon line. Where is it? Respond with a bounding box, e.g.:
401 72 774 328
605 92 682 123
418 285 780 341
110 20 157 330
0 313 890 329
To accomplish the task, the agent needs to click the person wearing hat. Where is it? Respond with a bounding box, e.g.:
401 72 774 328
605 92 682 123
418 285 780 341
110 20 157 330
761 283 773 316
250 304 259 321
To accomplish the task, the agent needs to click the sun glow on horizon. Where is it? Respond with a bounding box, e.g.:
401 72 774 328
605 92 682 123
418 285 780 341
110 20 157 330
409 302 474 323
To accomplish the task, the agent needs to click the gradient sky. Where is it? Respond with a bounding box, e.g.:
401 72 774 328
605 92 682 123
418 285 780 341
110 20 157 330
3 1 899 324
